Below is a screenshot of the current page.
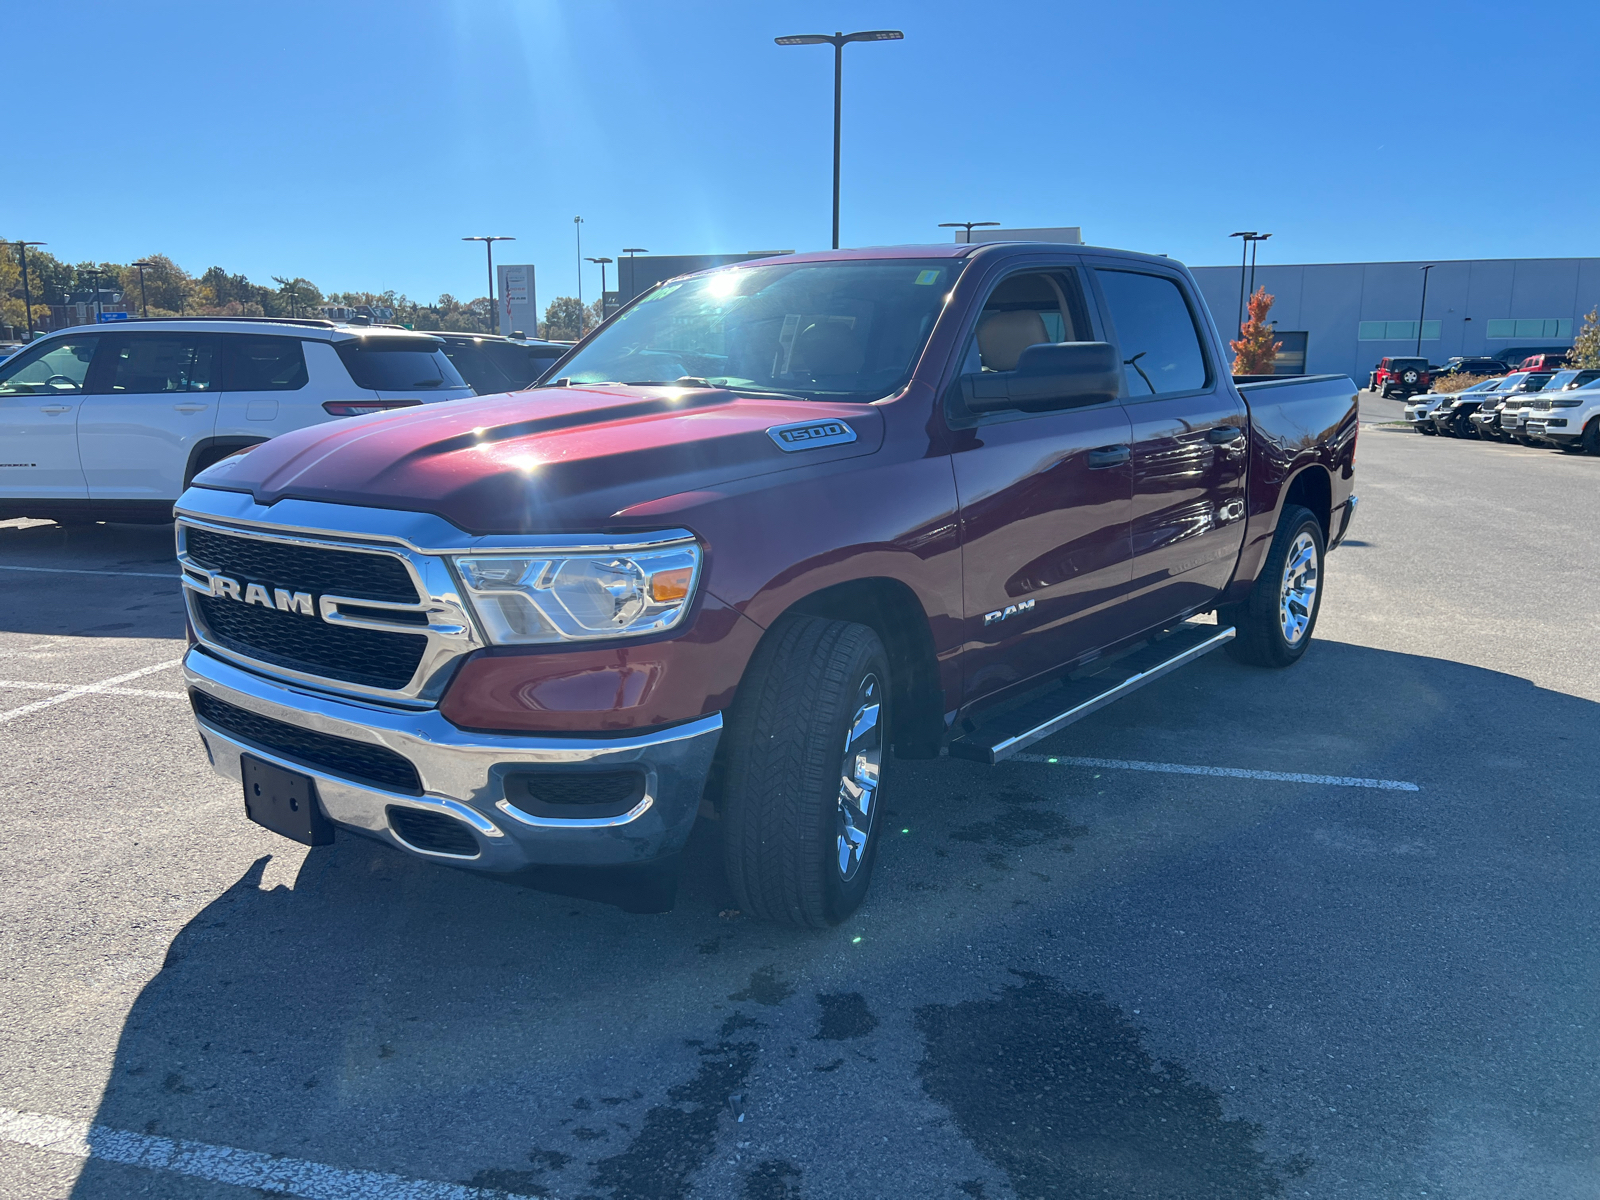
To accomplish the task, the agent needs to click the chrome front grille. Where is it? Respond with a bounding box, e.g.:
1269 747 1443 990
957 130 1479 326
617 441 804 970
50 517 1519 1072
177 514 482 705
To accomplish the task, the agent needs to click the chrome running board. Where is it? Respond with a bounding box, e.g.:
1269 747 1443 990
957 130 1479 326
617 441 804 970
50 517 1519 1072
948 623 1237 765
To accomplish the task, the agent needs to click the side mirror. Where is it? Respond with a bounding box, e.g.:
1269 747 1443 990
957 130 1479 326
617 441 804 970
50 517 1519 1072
960 341 1122 414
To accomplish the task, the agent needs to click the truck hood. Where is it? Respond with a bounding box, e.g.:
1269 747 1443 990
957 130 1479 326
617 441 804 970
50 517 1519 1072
193 384 884 535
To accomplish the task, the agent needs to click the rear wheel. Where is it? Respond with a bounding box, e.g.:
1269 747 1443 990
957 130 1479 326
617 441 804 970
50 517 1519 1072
720 616 890 927
1219 504 1324 669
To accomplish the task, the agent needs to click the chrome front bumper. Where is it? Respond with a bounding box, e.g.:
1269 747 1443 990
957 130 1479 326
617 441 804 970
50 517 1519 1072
185 648 722 871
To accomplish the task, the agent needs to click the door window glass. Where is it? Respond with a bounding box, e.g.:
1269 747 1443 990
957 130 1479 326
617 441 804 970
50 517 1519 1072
223 336 309 391
1094 270 1209 397
103 335 217 394
974 270 1092 372
0 337 100 395
336 339 467 391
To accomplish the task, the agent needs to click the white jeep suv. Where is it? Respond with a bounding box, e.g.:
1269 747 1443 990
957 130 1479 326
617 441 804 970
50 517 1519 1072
1525 375 1600 454
0 318 474 524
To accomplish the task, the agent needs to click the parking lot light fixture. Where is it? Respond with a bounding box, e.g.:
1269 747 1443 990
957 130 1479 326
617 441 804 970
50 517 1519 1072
586 257 614 319
131 260 155 318
1230 232 1257 333
1248 233 1271 300
11 241 46 340
462 236 515 335
1417 265 1435 356
574 217 585 334
775 29 904 250
622 248 649 304
938 221 1000 244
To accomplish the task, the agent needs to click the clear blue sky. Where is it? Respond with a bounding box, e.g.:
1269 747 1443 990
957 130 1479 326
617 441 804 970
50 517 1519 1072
12 1 1598 306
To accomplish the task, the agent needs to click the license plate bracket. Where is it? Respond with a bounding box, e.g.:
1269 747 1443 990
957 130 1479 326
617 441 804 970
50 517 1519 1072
242 755 334 846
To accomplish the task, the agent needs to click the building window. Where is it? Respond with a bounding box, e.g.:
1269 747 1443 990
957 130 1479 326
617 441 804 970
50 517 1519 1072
1485 318 1572 340
1358 320 1441 341
1271 330 1308 374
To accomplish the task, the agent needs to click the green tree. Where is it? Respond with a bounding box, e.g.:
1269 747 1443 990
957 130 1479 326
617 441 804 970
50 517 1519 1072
1229 287 1282 375
1569 306 1600 370
539 296 590 340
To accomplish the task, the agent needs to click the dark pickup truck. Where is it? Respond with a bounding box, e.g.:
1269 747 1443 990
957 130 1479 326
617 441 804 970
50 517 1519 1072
176 242 1358 926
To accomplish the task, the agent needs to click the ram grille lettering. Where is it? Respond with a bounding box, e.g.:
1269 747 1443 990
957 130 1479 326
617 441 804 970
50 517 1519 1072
207 573 314 616
767 419 858 452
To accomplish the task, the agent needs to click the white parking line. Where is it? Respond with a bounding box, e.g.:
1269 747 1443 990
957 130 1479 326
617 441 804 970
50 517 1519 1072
0 564 177 578
0 680 185 699
1011 752 1421 792
0 660 182 725
0 1105 538 1200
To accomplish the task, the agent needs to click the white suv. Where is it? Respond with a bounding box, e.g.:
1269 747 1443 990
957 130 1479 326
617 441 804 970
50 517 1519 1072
0 318 474 524
1525 375 1600 454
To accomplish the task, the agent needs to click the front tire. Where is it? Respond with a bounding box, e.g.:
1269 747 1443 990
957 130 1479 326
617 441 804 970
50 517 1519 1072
1219 504 1325 668
720 616 891 927
1583 418 1600 456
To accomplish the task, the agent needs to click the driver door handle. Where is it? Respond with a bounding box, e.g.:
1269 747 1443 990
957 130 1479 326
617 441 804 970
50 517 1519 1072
39 404 72 413
173 403 209 413
1087 444 1131 469
1207 425 1244 443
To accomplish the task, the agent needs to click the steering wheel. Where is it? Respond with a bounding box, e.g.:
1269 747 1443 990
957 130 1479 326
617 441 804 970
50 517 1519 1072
44 374 79 391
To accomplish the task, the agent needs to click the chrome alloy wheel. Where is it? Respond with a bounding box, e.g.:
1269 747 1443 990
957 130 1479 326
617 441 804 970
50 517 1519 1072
836 674 883 881
1279 531 1320 646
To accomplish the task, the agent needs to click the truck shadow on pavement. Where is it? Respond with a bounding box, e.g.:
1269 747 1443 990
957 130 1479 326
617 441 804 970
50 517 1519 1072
65 641 1600 1199
0 520 185 639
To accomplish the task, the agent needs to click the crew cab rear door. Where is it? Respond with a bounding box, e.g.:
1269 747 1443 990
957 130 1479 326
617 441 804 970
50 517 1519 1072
949 263 1138 708
1086 261 1247 630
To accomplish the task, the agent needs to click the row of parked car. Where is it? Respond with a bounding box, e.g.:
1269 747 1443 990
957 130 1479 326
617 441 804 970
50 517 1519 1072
0 317 571 522
1367 351 1571 400
1400 366 1600 454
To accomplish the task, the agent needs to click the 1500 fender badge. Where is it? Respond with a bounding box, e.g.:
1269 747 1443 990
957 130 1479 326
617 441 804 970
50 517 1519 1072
767 419 858 452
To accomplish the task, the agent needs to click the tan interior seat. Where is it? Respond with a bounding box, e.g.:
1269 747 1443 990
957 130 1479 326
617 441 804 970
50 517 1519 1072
977 309 1050 372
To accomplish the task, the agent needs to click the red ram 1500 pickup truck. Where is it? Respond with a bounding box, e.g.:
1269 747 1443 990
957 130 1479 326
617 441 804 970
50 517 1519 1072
177 242 1358 926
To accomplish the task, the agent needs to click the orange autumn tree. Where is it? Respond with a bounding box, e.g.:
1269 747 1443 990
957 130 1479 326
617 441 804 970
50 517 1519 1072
1230 286 1282 375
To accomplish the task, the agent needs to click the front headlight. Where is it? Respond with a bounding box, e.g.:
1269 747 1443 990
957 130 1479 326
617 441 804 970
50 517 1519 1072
454 538 701 644
1552 399 1583 408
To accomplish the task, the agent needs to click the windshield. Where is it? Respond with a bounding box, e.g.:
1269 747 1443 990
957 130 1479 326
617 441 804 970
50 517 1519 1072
1464 379 1502 392
550 258 963 401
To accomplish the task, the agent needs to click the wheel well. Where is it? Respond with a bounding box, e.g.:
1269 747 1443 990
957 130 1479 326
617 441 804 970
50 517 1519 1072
185 437 268 488
1284 466 1332 541
784 578 945 759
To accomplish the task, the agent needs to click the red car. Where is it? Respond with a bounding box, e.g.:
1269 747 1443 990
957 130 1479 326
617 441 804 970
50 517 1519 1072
1370 356 1432 398
176 242 1359 925
1517 352 1568 373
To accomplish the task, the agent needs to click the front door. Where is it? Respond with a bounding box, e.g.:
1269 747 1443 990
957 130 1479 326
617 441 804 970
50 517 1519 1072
0 335 99 499
79 332 220 500
1090 265 1248 631
951 267 1137 707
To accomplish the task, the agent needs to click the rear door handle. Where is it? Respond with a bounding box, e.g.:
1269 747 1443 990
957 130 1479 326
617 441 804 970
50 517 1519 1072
40 404 73 414
1207 425 1244 443
1087 444 1131 469
173 403 209 413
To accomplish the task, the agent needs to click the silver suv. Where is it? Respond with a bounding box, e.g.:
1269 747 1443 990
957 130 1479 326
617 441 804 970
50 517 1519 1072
0 318 473 524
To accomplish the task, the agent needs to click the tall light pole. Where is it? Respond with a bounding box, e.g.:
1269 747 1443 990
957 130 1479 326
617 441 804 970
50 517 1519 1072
1416 264 1435 357
938 221 1000 244
621 248 648 306
132 260 155 318
573 217 585 333
462 235 515 334
1247 233 1272 304
1229 232 1257 333
775 29 904 250
79 268 105 323
586 256 613 319
11 241 45 340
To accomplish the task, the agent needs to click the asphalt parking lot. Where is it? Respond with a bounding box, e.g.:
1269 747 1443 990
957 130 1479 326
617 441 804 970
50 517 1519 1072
3 399 1599 1200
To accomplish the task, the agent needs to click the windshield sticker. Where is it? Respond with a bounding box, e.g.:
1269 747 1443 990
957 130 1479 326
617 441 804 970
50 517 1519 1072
914 270 941 286
767 419 858 452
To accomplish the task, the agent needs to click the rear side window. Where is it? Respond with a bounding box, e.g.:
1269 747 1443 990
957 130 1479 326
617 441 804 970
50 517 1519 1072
1094 269 1210 397
101 334 218 394
224 336 309 391
336 339 467 391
